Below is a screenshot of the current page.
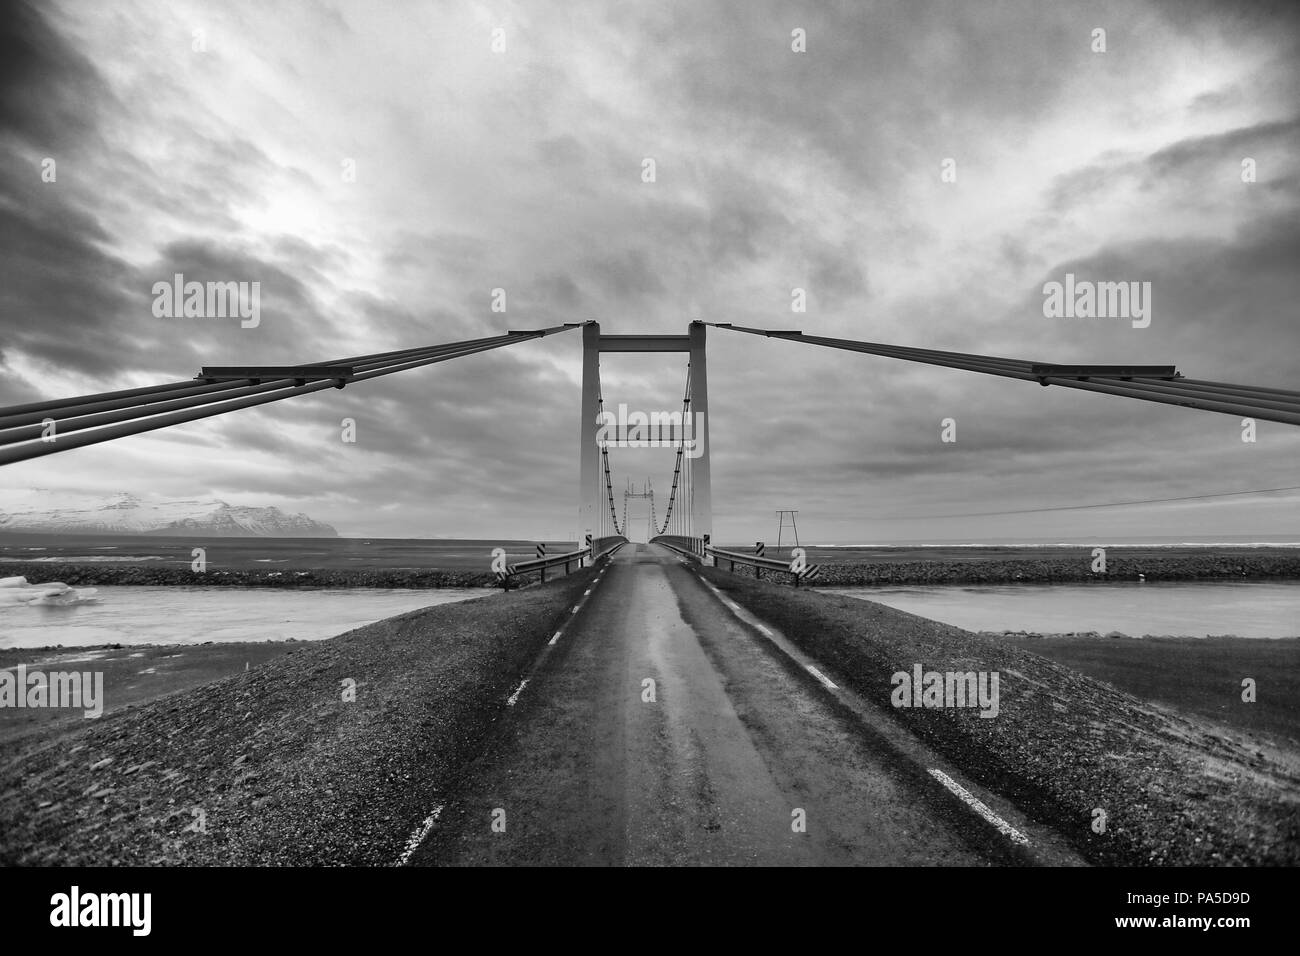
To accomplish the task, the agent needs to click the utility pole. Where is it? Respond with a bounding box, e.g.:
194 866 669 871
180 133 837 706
775 510 800 556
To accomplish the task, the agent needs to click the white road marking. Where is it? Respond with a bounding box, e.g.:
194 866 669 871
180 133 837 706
702 578 835 689
572 605 580 613
694 566 1042 856
584 589 592 596
548 631 562 645
507 679 529 706
928 769 1030 846
396 804 444 866
805 665 838 690
703 581 759 620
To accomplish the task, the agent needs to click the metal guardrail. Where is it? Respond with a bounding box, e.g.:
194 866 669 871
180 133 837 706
591 535 628 561
704 544 822 586
650 535 707 561
496 536 627 587
650 535 821 585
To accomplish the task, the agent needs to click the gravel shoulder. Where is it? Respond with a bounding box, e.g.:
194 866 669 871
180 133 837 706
0 642 299 745
0 571 592 865
803 554 1300 585
994 634 1300 746
700 566 1300 866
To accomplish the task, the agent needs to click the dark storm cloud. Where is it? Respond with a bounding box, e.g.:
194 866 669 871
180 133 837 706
534 273 584 308
379 231 489 282
700 189 792 265
1022 209 1300 382
1045 117 1300 213
0 3 355 384
0 162 150 375
138 238 356 372
1150 116 1299 167
806 241 868 307
587 247 665 299
606 0 1087 186
1148 0 1300 38
0 0 119 150
0 1 140 377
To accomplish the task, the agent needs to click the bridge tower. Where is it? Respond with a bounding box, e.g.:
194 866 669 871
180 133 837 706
578 321 712 545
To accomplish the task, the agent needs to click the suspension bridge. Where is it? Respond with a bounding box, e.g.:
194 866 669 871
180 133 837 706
5 321 1294 522
5 318 1297 570
4 321 1297 865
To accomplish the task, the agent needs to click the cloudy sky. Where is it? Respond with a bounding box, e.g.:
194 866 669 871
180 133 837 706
2 0 1298 543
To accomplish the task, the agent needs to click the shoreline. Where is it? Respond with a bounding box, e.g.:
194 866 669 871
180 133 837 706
0 641 303 745
997 634 1300 747
1 563 498 588
803 554 1300 586
5 552 1300 588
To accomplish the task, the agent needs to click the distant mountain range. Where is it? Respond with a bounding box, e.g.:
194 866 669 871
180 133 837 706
0 491 338 537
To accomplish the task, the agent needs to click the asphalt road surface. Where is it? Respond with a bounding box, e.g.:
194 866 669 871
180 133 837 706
407 543 1065 866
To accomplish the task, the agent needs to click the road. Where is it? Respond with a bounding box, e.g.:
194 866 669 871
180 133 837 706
406 543 1059 866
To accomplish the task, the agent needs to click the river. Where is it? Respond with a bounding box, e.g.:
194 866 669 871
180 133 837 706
0 586 488 648
825 580 1299 638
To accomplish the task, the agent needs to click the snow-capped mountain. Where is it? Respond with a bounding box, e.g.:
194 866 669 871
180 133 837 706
0 491 338 537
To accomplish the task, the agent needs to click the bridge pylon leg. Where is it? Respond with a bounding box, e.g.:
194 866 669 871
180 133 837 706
578 322 601 549
688 320 713 548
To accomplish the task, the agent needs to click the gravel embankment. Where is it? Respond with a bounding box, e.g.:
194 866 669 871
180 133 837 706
7 552 1298 589
802 554 1300 586
700 566 1300 866
0 562 498 588
0 570 593 866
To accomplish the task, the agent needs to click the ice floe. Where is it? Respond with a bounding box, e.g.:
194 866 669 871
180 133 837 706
0 576 99 607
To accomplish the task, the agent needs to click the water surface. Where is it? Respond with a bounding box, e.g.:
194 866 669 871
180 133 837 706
825 581 1299 638
0 586 489 648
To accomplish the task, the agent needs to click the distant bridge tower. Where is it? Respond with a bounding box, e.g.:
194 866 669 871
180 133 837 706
578 321 712 544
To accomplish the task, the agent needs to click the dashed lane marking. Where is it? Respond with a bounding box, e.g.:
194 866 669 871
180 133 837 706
507 679 529 706
696 572 1035 852
929 769 1030 846
805 665 837 690
396 804 444 866
397 570 609 864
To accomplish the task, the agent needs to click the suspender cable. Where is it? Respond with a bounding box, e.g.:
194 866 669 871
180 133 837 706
597 383 623 536
657 364 692 535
